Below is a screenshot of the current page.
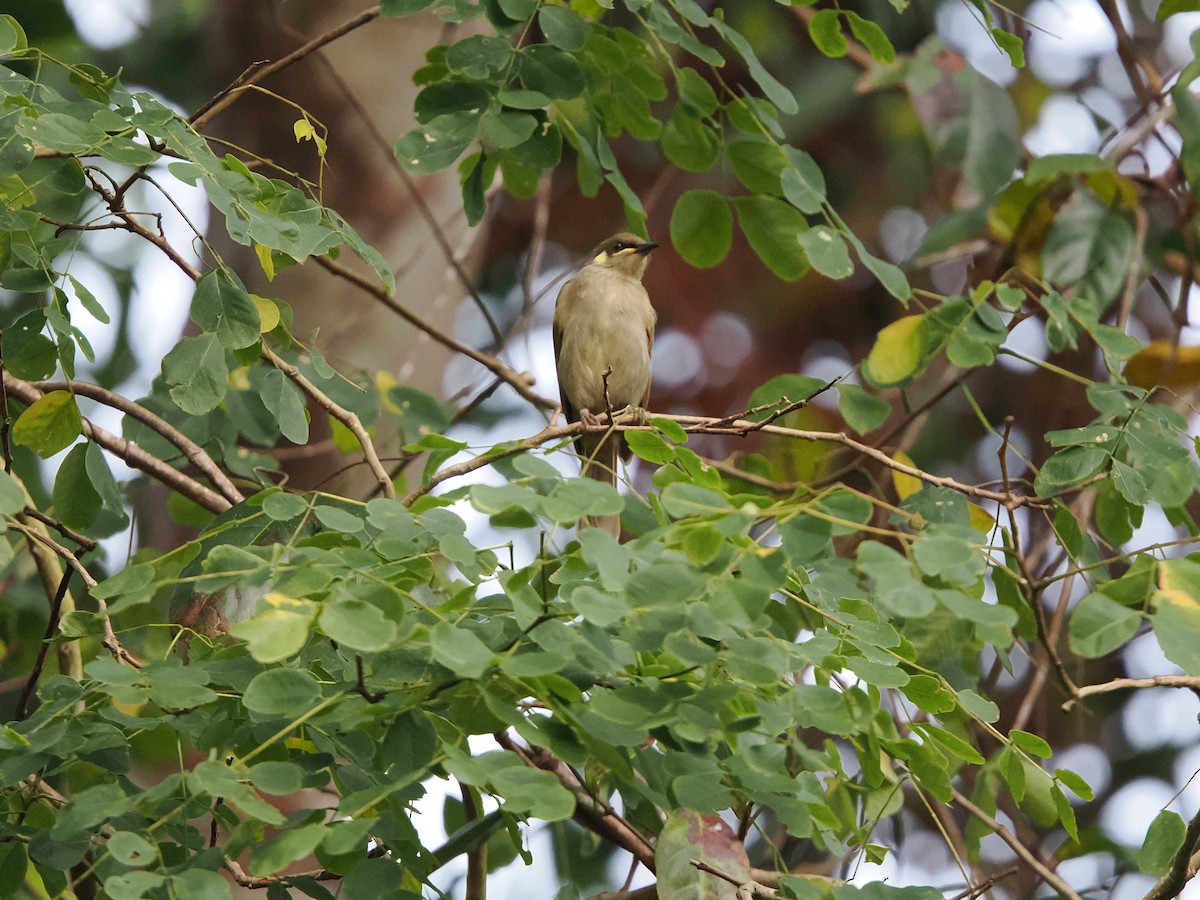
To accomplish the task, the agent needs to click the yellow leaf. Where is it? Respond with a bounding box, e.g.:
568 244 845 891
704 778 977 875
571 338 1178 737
864 314 926 388
250 294 281 333
1124 340 1200 390
263 592 317 615
891 450 922 500
293 118 315 142
229 366 252 391
968 503 996 534
254 242 275 281
376 370 402 414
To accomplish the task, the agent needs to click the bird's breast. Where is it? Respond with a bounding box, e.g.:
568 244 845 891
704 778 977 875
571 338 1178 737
556 270 654 413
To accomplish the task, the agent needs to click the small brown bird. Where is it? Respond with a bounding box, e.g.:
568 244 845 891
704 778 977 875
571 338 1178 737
553 232 658 536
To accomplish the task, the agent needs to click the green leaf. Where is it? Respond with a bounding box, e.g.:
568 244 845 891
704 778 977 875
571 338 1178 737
799 226 854 279
1034 446 1108 496
250 823 327 877
446 34 513 79
261 490 309 521
676 67 719 115
191 270 261 350
259 368 310 444
846 230 912 301
734 194 810 281
12 390 82 458
729 140 789 196
68 274 109 324
52 443 101 529
781 147 827 214
431 621 494 679
0 468 26 515
661 109 721 172
916 723 984 764
242 667 323 717
711 15 799 114
955 688 1000 723
808 9 848 57
0 842 28 894
17 113 106 154
1138 809 1187 875
489 765 576 820
1009 730 1052 758
520 44 586 100
991 28 1025 66
319 598 399 652
483 111 537 150
670 189 732 268
1055 767 1094 801
660 483 733 518
538 6 589 51
229 595 317 663
162 334 229 415
837 384 890 434
626 429 676 464
845 12 896 63
1052 784 1078 843
1153 584 1200 674
1042 195 1135 310
961 73 1020 197
1068 591 1141 657
3 310 57 380
0 14 28 54
746 373 827 419
1157 0 1200 19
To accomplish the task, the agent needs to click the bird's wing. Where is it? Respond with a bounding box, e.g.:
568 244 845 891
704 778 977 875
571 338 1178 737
551 311 576 425
640 292 655 408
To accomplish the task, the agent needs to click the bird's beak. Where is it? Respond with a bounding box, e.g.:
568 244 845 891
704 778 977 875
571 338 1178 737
636 242 659 255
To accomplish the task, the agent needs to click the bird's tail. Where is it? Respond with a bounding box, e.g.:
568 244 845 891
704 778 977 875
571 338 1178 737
579 431 621 538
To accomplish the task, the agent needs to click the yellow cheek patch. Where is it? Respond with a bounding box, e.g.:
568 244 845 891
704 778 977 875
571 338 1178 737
593 251 609 264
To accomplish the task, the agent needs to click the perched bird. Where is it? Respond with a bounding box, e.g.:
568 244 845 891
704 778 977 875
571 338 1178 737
553 232 658 536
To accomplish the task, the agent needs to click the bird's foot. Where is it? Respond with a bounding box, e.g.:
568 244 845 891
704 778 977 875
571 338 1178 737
579 408 604 428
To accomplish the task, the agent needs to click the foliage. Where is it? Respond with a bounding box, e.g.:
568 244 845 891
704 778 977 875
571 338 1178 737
1 2 1200 900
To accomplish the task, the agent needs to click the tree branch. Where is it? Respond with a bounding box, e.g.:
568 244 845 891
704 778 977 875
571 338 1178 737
494 732 657 872
401 410 1053 509
951 788 1081 900
34 380 244 507
1064 675 1200 712
2 373 232 514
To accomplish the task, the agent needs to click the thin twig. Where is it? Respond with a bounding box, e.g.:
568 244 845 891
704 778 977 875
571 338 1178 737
190 6 383 129
315 254 553 410
1065 675 1200 711
951 788 1082 900
261 346 395 500
14 568 73 721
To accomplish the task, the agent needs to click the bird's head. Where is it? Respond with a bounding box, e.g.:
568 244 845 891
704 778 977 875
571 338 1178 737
591 232 658 279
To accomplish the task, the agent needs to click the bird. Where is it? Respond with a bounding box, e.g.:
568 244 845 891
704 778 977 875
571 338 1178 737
553 232 658 537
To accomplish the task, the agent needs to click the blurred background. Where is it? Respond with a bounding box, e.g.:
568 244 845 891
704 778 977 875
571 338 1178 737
5 0 1200 895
